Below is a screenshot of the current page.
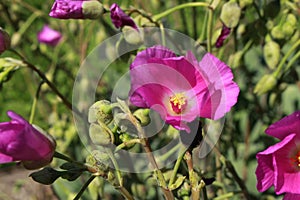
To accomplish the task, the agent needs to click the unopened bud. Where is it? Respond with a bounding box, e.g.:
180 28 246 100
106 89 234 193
254 74 277 95
220 2 241 28
271 26 285 39
89 122 114 145
263 40 280 70
88 100 113 125
82 1 104 19
122 26 143 45
0 28 10 55
133 109 150 126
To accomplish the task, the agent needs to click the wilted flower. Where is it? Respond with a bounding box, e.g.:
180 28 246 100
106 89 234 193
37 25 62 46
215 24 231 48
129 46 239 132
49 0 103 19
0 27 10 55
256 111 300 199
110 3 137 30
0 111 56 169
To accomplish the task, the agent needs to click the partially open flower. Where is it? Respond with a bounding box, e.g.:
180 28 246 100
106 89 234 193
110 3 137 30
37 25 62 46
0 111 56 169
49 0 103 19
0 27 10 55
129 46 239 132
215 24 231 48
256 111 300 199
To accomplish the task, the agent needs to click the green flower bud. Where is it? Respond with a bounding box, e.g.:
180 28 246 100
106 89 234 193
286 14 297 26
82 1 104 19
122 26 143 45
88 100 113 125
133 109 150 126
271 25 285 39
89 122 114 145
239 0 253 8
282 23 294 38
228 51 243 69
254 74 277 95
263 40 280 69
220 2 241 28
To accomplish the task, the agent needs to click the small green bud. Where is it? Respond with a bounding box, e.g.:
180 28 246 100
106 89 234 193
263 40 280 70
220 2 241 28
286 14 297 26
228 51 243 69
133 109 150 126
282 23 295 38
122 26 143 45
271 26 285 39
89 122 114 145
254 74 277 95
30 167 62 185
239 0 253 8
88 100 113 125
82 1 104 19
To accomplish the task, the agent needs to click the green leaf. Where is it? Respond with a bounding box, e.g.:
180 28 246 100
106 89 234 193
0 57 26 88
30 167 62 185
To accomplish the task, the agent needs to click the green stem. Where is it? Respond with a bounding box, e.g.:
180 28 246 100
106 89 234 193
116 186 135 200
107 149 123 187
73 175 96 200
206 8 213 53
29 81 44 124
283 50 300 73
168 146 186 187
152 2 210 21
185 151 199 200
115 139 142 153
273 40 300 78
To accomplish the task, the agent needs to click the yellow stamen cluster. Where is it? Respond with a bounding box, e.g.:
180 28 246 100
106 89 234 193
169 93 187 114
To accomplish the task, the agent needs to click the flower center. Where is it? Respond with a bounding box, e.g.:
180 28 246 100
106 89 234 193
169 93 187 114
290 150 300 170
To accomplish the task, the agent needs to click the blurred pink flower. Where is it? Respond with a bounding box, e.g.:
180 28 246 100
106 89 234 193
0 111 56 169
215 24 231 48
256 111 300 199
37 25 62 46
129 46 239 132
110 3 137 30
0 27 10 55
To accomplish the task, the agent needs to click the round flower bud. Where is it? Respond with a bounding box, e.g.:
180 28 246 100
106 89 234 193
82 1 104 19
133 109 150 126
88 100 113 125
254 74 277 95
220 2 241 28
0 27 11 55
263 40 280 70
122 26 143 45
89 122 114 146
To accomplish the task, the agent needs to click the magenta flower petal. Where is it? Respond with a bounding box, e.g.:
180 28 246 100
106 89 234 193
129 46 239 131
49 0 84 19
266 111 300 140
283 193 300 200
110 3 138 30
197 53 240 119
256 134 298 193
37 25 62 46
215 24 231 48
0 111 56 169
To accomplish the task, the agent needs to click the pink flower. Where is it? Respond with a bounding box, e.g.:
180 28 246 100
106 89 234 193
129 46 239 132
256 111 300 199
215 24 231 48
110 3 137 30
0 27 10 55
0 111 56 169
37 25 62 46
